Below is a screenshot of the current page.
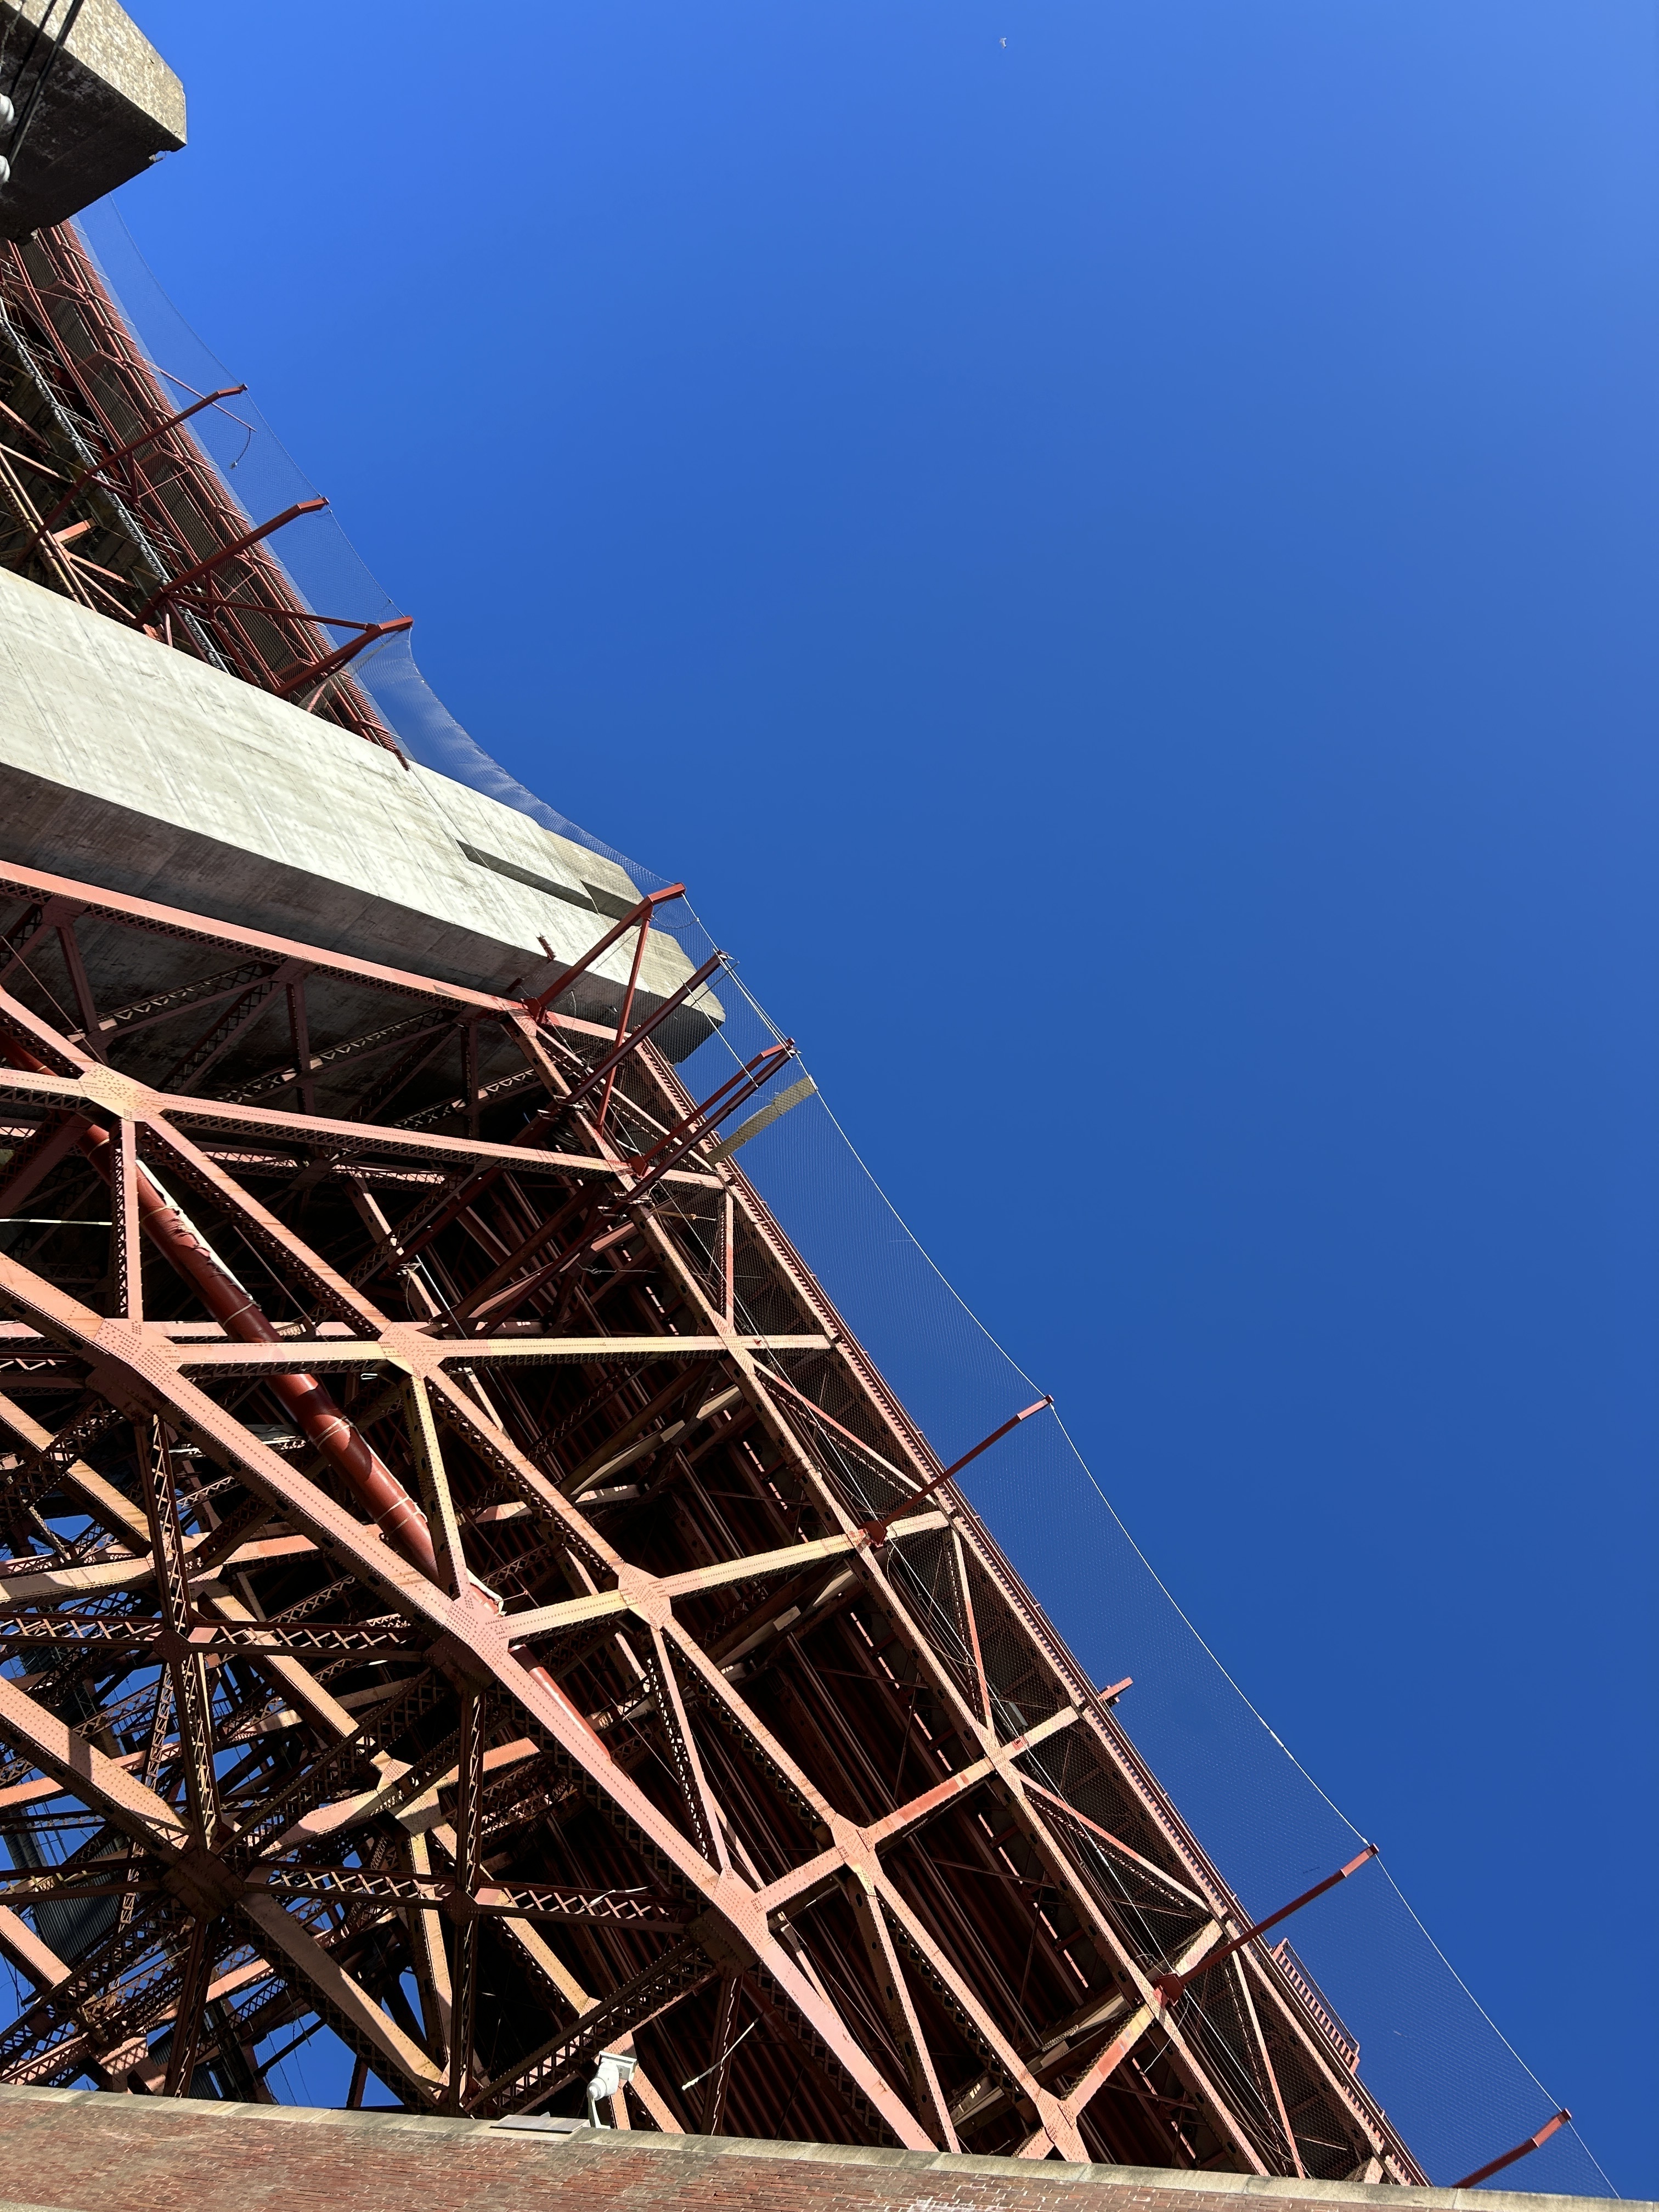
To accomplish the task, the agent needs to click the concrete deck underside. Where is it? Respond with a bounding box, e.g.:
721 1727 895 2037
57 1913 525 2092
0 0 184 240
0 567 714 1047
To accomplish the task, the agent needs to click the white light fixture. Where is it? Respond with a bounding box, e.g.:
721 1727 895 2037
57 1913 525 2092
585 2049 638 2128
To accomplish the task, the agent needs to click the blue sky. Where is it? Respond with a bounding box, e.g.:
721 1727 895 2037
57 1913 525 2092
117 2 1655 2186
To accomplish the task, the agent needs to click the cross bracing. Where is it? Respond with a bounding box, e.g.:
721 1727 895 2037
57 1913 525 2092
0 854 1423 2176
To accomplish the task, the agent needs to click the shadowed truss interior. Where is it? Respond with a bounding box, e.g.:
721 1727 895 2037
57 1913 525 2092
0 855 1419 2179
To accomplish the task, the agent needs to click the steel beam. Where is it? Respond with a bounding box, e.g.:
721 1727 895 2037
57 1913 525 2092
0 861 1423 2176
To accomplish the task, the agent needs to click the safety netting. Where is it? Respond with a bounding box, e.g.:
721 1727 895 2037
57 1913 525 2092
42 198 1613 2194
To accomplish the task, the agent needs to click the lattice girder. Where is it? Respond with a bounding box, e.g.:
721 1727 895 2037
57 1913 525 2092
0 856 1419 2176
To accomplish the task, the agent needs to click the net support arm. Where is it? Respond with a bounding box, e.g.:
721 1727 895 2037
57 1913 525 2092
1153 1843 1379 2004
134 499 329 627
859 1396 1053 1545
275 614 414 701
1451 2110 1571 2191
23 386 248 554
526 885 686 1017
537 950 724 1129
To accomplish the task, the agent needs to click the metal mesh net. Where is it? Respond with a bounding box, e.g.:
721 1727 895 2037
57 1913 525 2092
0 196 1607 2193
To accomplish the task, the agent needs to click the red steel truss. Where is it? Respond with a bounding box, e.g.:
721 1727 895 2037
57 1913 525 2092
0 223 399 749
0 856 1426 2177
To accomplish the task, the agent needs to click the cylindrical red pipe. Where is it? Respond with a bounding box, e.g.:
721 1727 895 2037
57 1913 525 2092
3 1041 605 1745
91 1110 441 1574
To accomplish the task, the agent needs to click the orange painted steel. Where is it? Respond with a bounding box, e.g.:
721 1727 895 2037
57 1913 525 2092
0 856 1424 2177
0 212 1431 2179
1452 2111 1571 2191
0 1027 442 1581
0 225 400 751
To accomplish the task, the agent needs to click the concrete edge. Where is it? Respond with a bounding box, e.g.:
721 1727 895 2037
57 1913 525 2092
42 0 184 142
0 2085 1633 2212
507 2125 1635 2212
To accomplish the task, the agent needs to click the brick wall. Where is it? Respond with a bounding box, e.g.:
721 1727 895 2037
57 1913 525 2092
0 2087 1633 2212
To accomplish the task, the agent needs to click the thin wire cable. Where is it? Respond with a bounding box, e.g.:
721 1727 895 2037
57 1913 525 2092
701 945 1436 1829
4 935 81 1037
692 951 1613 2184
1048 1403 1365 1842
680 2013 756 2092
5 0 83 172
57 217 1616 2181
1376 1864 1620 2198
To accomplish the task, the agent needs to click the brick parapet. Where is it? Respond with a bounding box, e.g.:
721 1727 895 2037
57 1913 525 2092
0 2086 1634 2212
